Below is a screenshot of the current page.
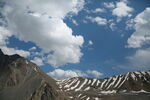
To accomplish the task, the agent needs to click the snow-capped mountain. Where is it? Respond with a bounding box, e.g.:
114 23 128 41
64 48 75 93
57 70 150 100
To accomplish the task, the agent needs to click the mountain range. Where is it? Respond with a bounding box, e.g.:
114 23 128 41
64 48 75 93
0 49 150 100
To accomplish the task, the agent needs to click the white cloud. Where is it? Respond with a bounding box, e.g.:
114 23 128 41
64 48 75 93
0 0 85 67
112 1 133 18
3 0 85 19
47 45 83 67
92 8 106 13
103 2 115 9
47 69 87 80
88 40 93 45
127 8 150 48
48 68 104 80
108 20 117 31
109 23 116 31
86 16 107 25
1 46 30 57
87 70 103 77
29 46 37 51
118 8 150 69
72 19 78 26
31 57 44 66
126 48 150 68
0 26 30 58
0 27 12 46
126 18 134 30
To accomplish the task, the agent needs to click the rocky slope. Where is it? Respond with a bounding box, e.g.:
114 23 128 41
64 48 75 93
0 49 67 100
58 70 150 100
0 49 150 100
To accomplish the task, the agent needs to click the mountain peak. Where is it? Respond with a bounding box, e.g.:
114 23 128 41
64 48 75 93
0 50 67 100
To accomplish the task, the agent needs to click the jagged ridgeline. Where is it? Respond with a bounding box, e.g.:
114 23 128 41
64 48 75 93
0 49 150 100
58 70 150 100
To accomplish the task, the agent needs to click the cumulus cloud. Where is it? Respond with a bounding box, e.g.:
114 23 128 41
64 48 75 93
47 45 83 67
0 27 12 45
0 0 85 67
126 48 150 68
1 46 30 57
48 68 104 80
118 8 150 69
112 1 133 18
3 0 85 19
127 8 150 48
86 16 107 25
47 69 87 80
31 57 44 66
86 70 103 77
0 27 30 57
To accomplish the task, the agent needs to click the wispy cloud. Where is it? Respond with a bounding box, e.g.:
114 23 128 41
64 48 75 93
86 16 107 25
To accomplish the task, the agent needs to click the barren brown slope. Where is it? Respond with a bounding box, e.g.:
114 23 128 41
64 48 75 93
0 49 67 100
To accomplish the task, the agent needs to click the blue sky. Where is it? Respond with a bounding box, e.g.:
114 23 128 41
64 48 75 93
0 0 150 80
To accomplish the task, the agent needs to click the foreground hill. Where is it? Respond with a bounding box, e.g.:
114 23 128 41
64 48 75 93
0 49 67 100
58 70 150 100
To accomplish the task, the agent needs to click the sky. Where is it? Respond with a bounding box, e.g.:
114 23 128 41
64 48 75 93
0 0 150 80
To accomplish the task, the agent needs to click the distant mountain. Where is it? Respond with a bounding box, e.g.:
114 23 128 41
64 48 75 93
0 49 67 100
58 70 150 100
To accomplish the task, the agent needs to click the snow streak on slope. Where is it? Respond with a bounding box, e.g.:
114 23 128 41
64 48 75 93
57 70 150 100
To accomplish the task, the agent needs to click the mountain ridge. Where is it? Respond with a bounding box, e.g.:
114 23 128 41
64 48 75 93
0 49 150 100
57 70 150 100
0 49 67 100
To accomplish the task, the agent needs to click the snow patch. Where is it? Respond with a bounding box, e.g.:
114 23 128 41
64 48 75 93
75 79 88 91
95 97 99 100
84 87 90 91
100 79 107 89
131 89 150 93
100 90 116 94
70 80 80 90
86 97 90 100
91 79 97 86
26 60 29 64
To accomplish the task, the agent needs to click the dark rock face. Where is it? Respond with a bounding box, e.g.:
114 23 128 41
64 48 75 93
0 49 3 55
0 49 67 100
58 71 150 100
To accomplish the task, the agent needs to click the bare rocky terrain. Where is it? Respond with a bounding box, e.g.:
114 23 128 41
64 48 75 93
0 49 67 100
0 49 150 100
